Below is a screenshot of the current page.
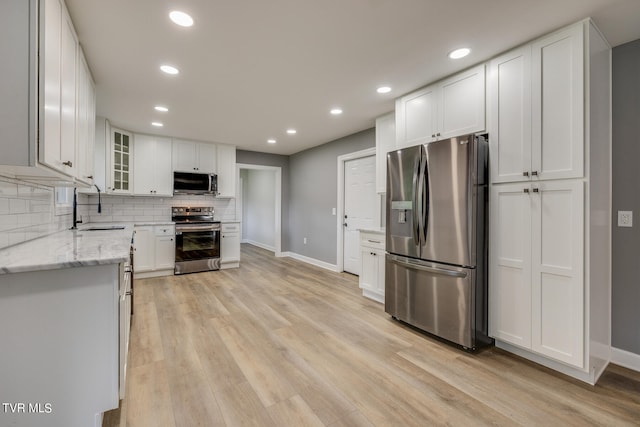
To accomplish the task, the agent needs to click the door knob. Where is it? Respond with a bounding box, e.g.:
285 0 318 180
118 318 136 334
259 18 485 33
343 223 348 227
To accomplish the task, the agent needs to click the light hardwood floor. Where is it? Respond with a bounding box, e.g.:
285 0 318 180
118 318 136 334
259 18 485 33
104 244 640 427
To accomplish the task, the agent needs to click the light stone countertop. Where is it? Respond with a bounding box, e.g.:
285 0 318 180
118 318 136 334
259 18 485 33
0 224 135 275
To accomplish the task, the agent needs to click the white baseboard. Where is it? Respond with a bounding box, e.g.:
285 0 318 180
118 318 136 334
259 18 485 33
244 239 276 253
280 251 339 272
611 347 640 372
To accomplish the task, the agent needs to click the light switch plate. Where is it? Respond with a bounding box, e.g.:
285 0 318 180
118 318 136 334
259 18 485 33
618 211 633 227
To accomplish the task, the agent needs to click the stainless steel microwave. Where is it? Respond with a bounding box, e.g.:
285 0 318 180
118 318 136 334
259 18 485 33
173 172 217 195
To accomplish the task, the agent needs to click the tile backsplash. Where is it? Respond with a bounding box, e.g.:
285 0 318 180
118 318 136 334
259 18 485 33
81 194 237 223
0 177 73 250
0 175 237 250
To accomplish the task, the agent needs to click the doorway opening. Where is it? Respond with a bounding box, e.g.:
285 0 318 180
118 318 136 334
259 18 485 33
236 164 282 257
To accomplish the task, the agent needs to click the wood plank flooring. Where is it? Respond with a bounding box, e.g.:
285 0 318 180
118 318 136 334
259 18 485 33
103 244 640 427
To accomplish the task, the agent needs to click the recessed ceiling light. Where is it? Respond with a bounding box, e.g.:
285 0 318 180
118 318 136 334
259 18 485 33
267 139 276 144
330 108 343 115
286 129 297 135
151 122 163 127
377 86 392 94
448 48 471 59
160 65 179 75
155 106 169 112
169 11 194 27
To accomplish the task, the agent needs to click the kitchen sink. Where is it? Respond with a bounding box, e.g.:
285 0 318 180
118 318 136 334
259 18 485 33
82 226 126 231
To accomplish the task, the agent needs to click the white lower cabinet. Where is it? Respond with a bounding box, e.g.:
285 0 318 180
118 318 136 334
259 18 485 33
133 225 175 278
358 231 385 303
221 222 240 269
490 181 584 368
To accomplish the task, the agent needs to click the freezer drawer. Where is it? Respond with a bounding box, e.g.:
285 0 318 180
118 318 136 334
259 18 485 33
385 254 478 349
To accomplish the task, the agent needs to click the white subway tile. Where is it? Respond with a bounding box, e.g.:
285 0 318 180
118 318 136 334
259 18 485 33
9 199 28 214
0 198 9 214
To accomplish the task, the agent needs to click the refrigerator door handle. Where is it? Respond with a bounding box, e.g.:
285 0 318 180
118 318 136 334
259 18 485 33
388 255 468 278
422 154 429 243
412 156 421 245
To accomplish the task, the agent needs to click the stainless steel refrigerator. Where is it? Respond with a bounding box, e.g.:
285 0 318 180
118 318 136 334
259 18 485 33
385 133 492 350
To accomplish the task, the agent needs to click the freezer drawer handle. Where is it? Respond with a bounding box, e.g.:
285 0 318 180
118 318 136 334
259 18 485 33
388 256 467 278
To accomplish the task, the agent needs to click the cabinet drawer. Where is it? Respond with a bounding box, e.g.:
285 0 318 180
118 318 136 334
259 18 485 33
154 225 175 236
360 232 385 250
222 223 240 232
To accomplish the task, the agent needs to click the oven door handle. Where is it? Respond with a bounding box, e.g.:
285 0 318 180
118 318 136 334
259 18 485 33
175 225 219 233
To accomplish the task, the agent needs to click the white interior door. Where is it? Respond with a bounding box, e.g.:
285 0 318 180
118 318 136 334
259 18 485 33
343 155 376 275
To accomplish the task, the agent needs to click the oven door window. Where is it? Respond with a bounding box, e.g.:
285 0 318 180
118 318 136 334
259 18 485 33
176 229 220 262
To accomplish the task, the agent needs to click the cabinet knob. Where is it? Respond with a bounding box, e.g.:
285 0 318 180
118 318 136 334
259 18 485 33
62 160 73 167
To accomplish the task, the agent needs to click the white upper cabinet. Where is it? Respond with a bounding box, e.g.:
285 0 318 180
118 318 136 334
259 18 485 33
396 86 438 148
133 134 172 196
489 24 584 183
488 46 532 183
531 24 584 181
439 65 486 139
396 64 485 149
75 48 96 185
172 139 217 173
0 0 95 184
375 112 395 193
216 144 236 198
108 128 133 194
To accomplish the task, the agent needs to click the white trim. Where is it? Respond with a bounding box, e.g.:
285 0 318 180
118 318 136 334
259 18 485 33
495 340 599 385
281 251 340 272
336 147 377 272
244 239 276 253
236 163 283 257
611 347 640 372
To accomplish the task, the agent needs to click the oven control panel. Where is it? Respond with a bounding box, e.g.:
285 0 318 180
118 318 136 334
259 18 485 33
172 206 214 214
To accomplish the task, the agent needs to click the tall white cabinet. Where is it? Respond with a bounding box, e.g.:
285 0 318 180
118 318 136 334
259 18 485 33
488 19 611 384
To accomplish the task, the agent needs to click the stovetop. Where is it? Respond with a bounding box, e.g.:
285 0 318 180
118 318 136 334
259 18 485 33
171 206 216 223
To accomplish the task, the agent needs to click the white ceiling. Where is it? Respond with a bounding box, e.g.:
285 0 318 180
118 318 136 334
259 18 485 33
65 0 640 156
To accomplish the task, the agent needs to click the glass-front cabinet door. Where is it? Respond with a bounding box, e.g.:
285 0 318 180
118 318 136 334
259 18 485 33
110 129 132 193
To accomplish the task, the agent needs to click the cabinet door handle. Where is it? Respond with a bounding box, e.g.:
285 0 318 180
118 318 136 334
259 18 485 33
531 171 538 176
532 188 539 193
367 239 381 244
524 188 530 194
436 132 441 137
62 160 73 167
523 171 529 177
87 175 93 179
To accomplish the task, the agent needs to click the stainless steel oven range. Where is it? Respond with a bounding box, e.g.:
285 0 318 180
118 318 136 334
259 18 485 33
172 206 221 274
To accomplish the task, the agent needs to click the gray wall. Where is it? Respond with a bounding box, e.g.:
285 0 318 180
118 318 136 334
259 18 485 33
236 150 290 251
288 128 375 264
612 39 640 355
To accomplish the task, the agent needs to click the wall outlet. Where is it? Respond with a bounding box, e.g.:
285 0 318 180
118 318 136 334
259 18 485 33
618 210 633 227
303 237 307 244
332 207 336 215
